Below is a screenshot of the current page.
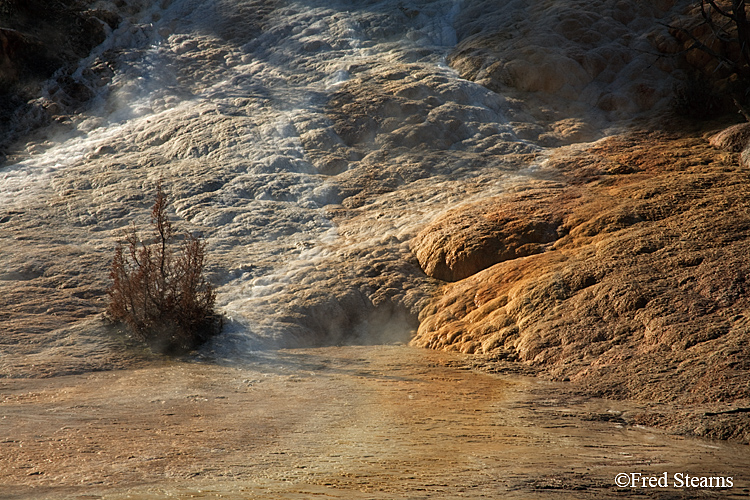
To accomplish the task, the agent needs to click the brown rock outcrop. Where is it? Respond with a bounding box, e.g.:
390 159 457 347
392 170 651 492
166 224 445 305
411 186 569 281
709 122 750 152
412 130 750 417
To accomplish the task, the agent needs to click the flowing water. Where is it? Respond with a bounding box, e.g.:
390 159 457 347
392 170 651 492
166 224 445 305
2 0 543 355
2 0 749 498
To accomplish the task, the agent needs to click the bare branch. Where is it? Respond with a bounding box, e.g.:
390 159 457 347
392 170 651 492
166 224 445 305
661 21 737 67
703 0 733 19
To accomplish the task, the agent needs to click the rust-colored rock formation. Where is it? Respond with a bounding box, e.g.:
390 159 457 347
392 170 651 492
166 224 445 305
412 130 750 423
411 187 569 282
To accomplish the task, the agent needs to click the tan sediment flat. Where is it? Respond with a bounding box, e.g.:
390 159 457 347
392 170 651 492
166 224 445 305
1 345 747 499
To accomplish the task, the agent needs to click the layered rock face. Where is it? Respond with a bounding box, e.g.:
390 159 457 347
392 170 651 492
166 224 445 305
0 0 128 149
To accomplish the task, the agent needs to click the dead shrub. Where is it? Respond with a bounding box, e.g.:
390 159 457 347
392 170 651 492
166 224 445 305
107 183 221 353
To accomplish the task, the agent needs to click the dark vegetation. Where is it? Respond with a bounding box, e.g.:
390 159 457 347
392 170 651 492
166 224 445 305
669 0 750 118
107 184 221 354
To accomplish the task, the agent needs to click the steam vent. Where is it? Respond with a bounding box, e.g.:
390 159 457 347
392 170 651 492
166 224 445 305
2 0 750 497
